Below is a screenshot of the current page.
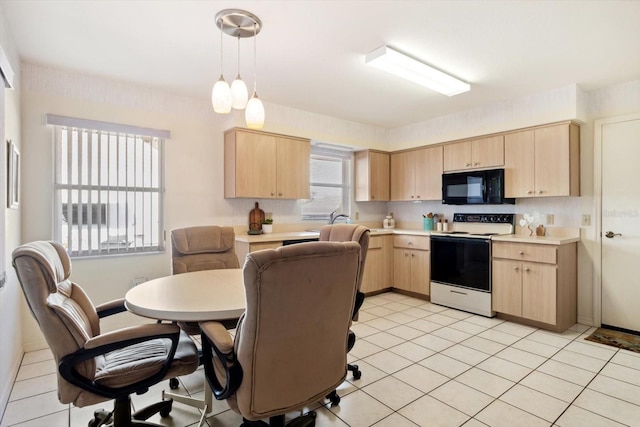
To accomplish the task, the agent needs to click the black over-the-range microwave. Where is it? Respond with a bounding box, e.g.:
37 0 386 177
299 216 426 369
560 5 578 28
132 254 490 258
442 168 515 205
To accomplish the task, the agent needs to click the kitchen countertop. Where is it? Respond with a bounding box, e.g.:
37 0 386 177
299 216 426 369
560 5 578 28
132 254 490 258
235 227 432 243
492 234 580 245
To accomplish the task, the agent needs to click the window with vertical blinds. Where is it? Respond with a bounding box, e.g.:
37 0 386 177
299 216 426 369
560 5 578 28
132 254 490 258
49 115 168 258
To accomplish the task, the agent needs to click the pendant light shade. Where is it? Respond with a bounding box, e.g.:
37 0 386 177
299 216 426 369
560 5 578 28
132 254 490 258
245 92 265 129
212 76 232 113
213 9 264 127
231 77 248 109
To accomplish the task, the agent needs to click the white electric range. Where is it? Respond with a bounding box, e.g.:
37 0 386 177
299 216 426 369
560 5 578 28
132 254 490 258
430 213 514 317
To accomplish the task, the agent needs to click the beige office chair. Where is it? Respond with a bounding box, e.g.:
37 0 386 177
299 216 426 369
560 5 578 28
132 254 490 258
199 241 361 427
12 241 199 427
318 224 370 390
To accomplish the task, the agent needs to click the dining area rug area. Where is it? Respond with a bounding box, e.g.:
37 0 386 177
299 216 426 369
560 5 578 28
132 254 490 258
585 327 640 353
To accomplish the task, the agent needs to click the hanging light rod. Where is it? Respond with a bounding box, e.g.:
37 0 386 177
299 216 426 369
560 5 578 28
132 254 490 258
365 45 470 96
215 9 262 38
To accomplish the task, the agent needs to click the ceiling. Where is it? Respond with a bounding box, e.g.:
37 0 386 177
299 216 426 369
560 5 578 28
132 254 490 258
3 1 640 128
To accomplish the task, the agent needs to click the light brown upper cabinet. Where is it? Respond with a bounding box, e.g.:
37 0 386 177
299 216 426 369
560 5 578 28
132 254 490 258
443 135 504 172
504 122 580 198
355 150 390 202
224 128 310 199
390 146 442 201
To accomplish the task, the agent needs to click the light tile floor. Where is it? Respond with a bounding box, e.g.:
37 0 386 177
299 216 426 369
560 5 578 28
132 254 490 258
3 292 640 426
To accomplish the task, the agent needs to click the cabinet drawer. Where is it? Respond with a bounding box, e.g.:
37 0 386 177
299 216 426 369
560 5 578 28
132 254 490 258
493 242 557 264
393 235 429 250
368 235 384 249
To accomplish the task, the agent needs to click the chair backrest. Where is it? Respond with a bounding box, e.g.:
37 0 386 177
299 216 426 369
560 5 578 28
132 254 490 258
12 241 99 404
319 224 370 291
171 226 240 274
234 241 360 420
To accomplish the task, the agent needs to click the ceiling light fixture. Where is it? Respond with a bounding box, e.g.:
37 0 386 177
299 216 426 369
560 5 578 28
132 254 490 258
365 45 470 96
245 22 265 129
213 9 263 128
211 17 231 113
230 34 248 109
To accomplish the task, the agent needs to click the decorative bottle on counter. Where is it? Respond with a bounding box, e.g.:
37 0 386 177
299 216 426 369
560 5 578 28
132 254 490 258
442 219 449 232
383 213 396 229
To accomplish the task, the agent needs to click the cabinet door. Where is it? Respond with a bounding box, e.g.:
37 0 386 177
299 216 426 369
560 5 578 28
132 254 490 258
534 125 571 197
414 146 443 201
276 136 310 199
390 151 415 201
504 130 535 198
361 246 382 293
491 259 522 316
355 151 390 201
443 141 471 171
235 131 277 198
522 263 557 324
472 135 504 169
410 250 430 295
393 248 412 291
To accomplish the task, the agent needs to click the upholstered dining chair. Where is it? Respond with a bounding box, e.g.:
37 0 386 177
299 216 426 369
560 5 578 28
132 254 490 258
199 241 361 427
318 224 370 378
12 241 199 427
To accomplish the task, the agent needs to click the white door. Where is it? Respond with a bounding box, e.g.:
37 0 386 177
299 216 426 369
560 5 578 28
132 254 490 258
601 116 640 332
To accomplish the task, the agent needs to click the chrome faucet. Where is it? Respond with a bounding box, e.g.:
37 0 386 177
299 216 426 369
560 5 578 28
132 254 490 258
329 210 350 224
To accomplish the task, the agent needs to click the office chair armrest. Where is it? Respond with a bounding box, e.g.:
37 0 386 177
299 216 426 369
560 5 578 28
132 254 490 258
199 321 243 400
59 323 182 399
95 298 127 318
85 323 180 349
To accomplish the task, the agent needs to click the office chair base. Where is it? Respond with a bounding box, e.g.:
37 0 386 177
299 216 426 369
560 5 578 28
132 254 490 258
241 412 316 427
348 363 361 380
89 396 173 427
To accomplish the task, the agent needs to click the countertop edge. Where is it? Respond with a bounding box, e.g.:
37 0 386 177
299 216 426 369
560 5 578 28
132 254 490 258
491 235 580 245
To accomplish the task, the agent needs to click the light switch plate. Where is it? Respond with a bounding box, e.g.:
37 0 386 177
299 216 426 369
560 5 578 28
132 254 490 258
581 214 591 226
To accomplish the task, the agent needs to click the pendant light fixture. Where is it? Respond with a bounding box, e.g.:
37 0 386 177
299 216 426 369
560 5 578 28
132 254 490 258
230 34 249 109
245 22 265 129
211 17 231 113
214 9 264 128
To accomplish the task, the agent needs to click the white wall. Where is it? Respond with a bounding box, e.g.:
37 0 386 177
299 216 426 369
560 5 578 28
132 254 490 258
0 2 22 418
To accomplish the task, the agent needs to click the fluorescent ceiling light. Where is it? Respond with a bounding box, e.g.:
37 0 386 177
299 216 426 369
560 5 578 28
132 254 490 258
365 45 470 96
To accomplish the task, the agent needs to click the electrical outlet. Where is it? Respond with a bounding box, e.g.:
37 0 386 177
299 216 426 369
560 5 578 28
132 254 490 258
581 214 591 227
354 212 359 220
546 214 554 225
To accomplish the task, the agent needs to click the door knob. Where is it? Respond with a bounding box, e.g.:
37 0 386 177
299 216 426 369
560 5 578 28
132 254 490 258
604 231 622 238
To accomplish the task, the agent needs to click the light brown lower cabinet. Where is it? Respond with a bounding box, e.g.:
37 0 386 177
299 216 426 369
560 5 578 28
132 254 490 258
392 235 430 296
235 241 283 267
361 235 393 294
492 241 577 331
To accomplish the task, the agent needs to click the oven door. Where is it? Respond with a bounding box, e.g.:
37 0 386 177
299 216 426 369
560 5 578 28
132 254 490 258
430 235 491 292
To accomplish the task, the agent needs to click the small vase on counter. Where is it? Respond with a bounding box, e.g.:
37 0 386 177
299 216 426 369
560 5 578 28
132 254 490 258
383 213 396 229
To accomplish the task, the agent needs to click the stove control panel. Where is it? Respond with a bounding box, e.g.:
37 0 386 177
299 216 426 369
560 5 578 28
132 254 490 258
452 213 514 224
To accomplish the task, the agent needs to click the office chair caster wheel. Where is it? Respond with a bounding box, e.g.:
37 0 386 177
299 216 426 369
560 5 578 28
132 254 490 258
89 409 112 427
353 369 362 380
326 391 340 406
169 378 180 389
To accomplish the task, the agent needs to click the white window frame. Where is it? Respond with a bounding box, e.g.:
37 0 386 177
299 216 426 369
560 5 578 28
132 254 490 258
48 115 168 258
302 145 353 222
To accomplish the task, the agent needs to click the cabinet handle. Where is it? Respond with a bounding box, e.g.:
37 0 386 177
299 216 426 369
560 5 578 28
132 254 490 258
271 192 275 196
371 195 375 199
404 253 409 257
518 251 524 255
513 266 519 271
527 190 533 194
451 290 468 295
411 253 415 257
524 268 530 272
465 163 471 167
473 162 479 166
416 195 421 198
411 195 414 199
537 190 544 194
408 242 413 245
278 192 283 196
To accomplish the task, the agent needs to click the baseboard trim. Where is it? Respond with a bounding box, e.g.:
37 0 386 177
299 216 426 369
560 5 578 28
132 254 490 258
577 316 595 327
23 339 49 353
0 346 23 423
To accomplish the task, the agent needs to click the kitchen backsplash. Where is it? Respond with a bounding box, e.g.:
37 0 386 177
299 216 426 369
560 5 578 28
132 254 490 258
388 196 586 230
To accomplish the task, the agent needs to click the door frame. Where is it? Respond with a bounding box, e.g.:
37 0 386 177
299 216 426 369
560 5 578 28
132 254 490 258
593 112 640 327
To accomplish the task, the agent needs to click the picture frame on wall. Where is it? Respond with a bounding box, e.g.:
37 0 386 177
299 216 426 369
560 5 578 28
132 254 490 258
7 139 19 209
